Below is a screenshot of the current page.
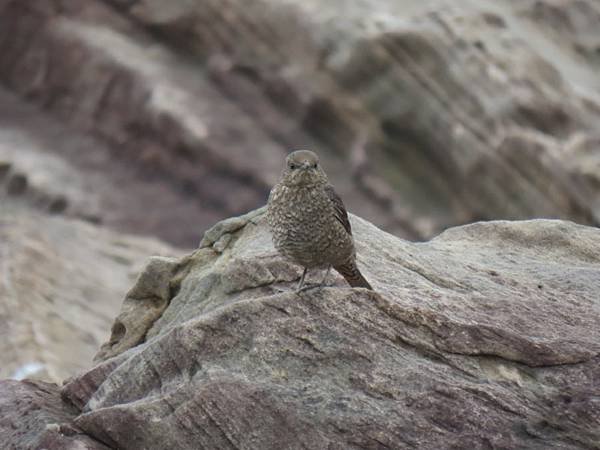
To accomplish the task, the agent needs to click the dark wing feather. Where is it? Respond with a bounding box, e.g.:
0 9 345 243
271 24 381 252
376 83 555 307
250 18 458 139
324 184 352 235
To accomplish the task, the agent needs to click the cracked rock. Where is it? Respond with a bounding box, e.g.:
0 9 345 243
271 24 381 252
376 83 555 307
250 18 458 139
48 211 600 449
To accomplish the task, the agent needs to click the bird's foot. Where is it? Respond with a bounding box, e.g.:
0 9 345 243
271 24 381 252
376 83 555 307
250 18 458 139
295 283 322 293
271 286 288 294
269 282 324 294
294 266 332 293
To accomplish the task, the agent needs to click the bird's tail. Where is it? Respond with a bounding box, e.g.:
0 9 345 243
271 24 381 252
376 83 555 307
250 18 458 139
334 261 373 290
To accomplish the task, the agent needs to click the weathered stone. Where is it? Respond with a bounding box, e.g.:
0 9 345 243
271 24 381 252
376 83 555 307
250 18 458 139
97 0 600 229
93 255 182 362
199 206 266 248
0 207 176 382
0 379 110 450
1 0 600 446
54 211 600 449
0 86 224 246
2 0 599 242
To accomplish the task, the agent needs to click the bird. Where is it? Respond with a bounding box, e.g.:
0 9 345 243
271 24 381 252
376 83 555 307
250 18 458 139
267 150 373 291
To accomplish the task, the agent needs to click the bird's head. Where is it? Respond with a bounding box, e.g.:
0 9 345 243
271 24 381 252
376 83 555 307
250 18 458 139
281 150 327 187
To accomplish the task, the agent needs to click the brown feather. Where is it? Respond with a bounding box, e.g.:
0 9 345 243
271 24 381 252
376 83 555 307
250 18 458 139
334 262 372 290
324 184 352 235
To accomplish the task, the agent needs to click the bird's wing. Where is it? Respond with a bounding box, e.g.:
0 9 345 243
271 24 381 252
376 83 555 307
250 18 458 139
324 184 352 235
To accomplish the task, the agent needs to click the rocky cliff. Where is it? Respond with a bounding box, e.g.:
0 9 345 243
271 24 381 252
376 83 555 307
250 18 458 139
1 0 600 244
1 0 600 448
2 211 600 449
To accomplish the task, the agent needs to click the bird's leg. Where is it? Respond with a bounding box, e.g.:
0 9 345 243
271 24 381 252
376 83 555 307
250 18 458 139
296 266 332 293
296 267 308 291
272 267 312 294
318 266 331 287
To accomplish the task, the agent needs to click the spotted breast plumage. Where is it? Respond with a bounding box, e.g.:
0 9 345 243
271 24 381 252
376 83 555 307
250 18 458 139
267 150 372 291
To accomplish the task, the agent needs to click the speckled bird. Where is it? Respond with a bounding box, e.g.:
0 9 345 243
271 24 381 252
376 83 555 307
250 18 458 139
267 150 372 291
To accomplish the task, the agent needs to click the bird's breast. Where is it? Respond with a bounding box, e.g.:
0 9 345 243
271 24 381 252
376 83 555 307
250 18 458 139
268 185 330 234
267 184 353 267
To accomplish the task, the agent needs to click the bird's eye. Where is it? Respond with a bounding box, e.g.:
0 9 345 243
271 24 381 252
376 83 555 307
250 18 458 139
312 163 317 168
289 163 297 170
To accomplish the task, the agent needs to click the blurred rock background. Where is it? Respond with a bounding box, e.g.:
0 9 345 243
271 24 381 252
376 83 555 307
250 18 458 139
1 0 600 381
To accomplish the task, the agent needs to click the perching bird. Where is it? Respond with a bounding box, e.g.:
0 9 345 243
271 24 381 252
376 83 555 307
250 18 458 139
267 150 373 291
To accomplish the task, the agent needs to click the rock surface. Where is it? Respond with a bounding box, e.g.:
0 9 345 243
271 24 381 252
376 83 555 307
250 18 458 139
0 205 176 383
2 1 600 448
0 379 110 450
0 85 225 247
4 211 597 449
1 0 600 244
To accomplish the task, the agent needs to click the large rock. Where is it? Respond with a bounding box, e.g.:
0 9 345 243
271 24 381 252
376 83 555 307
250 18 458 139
115 0 600 227
0 379 110 449
3 211 596 449
0 84 226 247
1 0 600 243
0 90 102 220
0 206 176 383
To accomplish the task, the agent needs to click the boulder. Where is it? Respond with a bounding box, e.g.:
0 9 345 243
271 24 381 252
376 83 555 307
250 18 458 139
0 379 110 449
36 211 600 449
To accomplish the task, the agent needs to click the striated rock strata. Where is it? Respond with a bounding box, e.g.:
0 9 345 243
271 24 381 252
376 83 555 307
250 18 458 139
1 0 600 243
0 206 176 383
2 210 599 449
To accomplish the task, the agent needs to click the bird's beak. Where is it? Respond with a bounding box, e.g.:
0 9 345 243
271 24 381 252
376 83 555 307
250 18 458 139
300 161 312 170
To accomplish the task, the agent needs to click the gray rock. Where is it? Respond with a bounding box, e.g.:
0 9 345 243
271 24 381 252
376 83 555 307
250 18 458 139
0 86 225 246
0 207 177 382
49 211 600 449
1 1 600 447
2 0 600 242
0 379 111 450
93 255 182 362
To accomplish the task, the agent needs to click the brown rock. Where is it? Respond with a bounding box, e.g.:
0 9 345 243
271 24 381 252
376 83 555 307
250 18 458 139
0 379 110 450
2 0 600 244
2 1 600 447
0 207 176 382
50 211 600 449
0 85 225 247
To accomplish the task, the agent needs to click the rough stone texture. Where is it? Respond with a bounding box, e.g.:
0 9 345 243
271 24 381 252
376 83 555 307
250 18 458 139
33 211 597 449
0 379 110 450
0 206 176 382
2 1 600 448
0 85 225 247
1 0 600 244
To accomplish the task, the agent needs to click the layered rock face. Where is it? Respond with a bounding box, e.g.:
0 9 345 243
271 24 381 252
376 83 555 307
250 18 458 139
1 0 600 243
2 211 599 449
2 0 600 449
0 85 181 384
0 206 176 383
